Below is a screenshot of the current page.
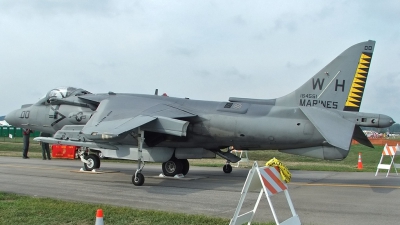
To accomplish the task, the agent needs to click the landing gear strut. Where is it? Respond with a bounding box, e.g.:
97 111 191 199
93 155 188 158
132 128 145 186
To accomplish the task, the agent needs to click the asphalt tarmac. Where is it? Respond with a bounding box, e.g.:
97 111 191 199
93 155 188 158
0 156 399 225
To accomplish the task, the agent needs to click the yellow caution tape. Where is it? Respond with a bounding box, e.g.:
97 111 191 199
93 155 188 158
265 157 291 183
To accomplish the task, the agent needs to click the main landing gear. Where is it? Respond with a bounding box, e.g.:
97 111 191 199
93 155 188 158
132 128 145 186
127 127 193 186
78 148 101 171
162 158 190 176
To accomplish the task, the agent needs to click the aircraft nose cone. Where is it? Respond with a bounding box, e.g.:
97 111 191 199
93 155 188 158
5 110 19 127
379 114 395 128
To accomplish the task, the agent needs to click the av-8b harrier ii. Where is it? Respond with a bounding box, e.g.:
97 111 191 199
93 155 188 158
6 40 394 186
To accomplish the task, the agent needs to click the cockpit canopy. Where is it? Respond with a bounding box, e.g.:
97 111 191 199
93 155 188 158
37 87 91 104
47 87 90 100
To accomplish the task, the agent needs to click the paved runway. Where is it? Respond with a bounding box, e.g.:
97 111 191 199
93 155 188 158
0 156 399 225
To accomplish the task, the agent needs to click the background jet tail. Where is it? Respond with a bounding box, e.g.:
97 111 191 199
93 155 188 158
275 40 375 112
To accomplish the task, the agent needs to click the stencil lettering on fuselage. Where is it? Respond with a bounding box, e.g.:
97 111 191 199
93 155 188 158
299 99 338 109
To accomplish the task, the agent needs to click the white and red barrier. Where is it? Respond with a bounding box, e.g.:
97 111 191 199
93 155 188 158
375 144 399 177
230 161 300 225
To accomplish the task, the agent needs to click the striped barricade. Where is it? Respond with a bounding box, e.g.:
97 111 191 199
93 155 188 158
375 144 399 177
230 161 300 225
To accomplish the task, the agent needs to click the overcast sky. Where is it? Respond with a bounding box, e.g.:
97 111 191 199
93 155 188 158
1 0 399 123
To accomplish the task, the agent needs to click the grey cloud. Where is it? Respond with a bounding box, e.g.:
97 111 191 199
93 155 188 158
168 47 196 57
285 59 321 70
232 15 246 26
224 67 250 80
194 70 212 78
273 18 297 32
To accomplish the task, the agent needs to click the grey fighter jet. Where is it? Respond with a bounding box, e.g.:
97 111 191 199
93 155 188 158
6 40 394 186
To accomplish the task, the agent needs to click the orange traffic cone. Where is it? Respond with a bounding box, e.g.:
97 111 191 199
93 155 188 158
357 152 363 170
95 209 104 225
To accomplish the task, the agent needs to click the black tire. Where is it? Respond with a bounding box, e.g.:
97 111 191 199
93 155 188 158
162 158 183 176
180 159 190 176
84 154 101 171
132 173 145 186
223 164 232 173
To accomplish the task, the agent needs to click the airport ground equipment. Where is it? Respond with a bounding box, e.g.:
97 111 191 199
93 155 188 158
230 161 300 225
375 144 399 177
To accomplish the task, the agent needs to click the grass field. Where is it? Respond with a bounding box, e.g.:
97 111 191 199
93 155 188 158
0 192 272 225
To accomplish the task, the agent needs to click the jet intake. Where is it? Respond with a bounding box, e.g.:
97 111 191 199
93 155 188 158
279 146 350 160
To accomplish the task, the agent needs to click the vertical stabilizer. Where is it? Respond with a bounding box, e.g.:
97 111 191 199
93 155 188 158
275 40 375 112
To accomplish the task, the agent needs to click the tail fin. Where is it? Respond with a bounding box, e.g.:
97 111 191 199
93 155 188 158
275 40 375 112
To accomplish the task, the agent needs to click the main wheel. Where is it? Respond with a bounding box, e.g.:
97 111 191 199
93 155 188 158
223 164 232 173
162 158 183 176
180 159 190 176
84 154 101 171
132 173 145 186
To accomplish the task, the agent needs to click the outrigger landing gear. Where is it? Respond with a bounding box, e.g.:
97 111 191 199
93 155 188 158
213 146 239 174
132 128 145 186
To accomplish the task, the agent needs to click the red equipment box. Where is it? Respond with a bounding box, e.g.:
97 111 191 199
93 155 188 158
51 145 78 159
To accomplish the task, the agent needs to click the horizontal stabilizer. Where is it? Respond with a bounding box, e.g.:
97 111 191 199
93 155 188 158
352 125 374 148
300 107 354 150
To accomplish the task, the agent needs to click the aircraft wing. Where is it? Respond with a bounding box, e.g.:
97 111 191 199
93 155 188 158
81 97 196 140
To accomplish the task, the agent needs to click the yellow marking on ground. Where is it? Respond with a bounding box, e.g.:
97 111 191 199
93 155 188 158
290 182 400 189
